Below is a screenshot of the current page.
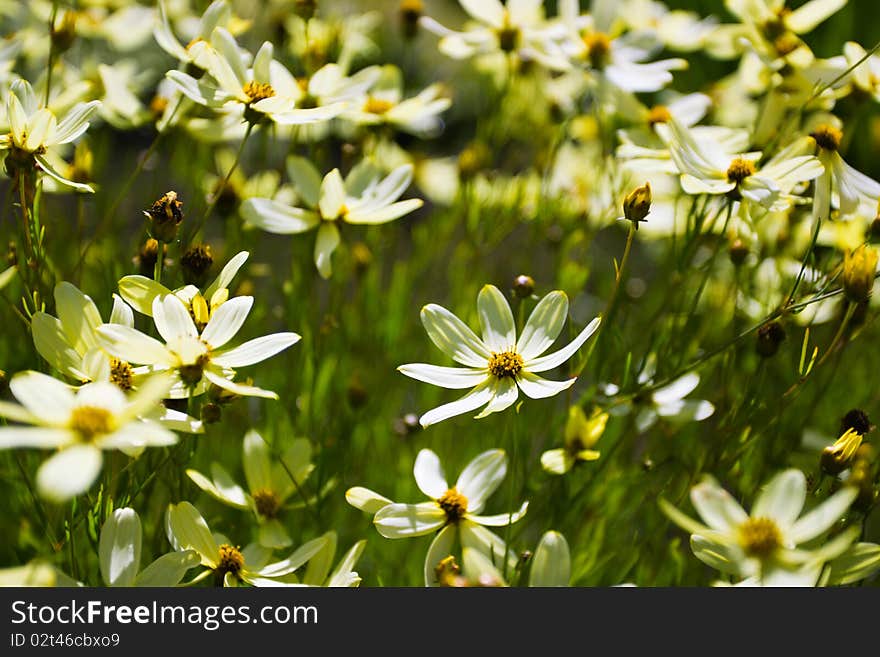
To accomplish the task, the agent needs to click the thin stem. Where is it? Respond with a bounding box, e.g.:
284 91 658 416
190 121 254 243
153 239 165 284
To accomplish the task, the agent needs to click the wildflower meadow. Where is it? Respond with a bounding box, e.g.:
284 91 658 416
2 0 880 591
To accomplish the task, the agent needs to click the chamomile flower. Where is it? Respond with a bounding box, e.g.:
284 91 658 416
153 0 231 74
241 159 423 279
99 507 200 587
346 448 528 586
165 502 330 587
398 284 600 427
660 468 859 585
1 78 100 192
95 293 300 400
166 27 346 127
186 430 315 548
0 371 178 502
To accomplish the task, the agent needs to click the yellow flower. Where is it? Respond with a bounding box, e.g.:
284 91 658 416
842 244 878 303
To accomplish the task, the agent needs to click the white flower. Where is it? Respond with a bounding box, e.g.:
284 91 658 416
346 448 528 586
398 284 600 427
241 160 423 278
165 502 330 587
96 293 300 400
660 469 859 585
458 529 572 587
1 79 100 191
186 430 315 548
153 0 230 72
0 371 178 502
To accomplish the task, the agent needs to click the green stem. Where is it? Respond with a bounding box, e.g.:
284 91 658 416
153 239 165 284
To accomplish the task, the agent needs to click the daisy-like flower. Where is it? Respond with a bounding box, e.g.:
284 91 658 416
541 406 609 475
341 65 451 138
153 0 231 74
660 469 859 585
398 284 601 427
166 27 347 127
346 448 528 586
165 502 330 587
186 430 315 548
99 507 200 587
95 293 300 400
241 159 423 279
603 366 715 433
0 371 177 502
1 78 100 192
663 119 825 214
419 0 560 67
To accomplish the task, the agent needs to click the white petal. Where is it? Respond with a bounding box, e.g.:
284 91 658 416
256 535 331 577
36 445 103 502
516 291 569 360
212 333 300 367
455 448 507 514
53 101 100 144
166 502 219 566
459 0 505 27
420 304 492 367
286 156 322 207
201 296 253 348
153 295 197 342
344 199 422 225
99 508 142 586
9 371 75 424
30 313 88 380
241 198 320 234
424 524 457 587
314 222 340 279
242 429 272 492
205 251 249 301
373 502 446 538
477 284 516 352
110 294 134 327
651 372 700 405
516 371 576 399
0 426 71 448
468 501 529 526
397 363 488 389
318 169 347 219
524 317 601 372
690 479 749 532
789 486 857 544
752 469 806 530
203 369 279 400
186 467 249 509
54 281 102 353
459 521 517 575
345 487 394 514
474 377 519 418
117 276 170 316
418 380 495 428
134 550 201 587
529 531 571 587
413 449 448 499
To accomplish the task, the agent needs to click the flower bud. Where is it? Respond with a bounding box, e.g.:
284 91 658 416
755 321 786 358
145 191 184 243
135 239 164 277
294 0 317 19
513 274 535 298
623 182 651 229
840 409 873 436
200 402 222 425
399 0 423 39
842 244 878 303
51 11 78 54
180 244 214 287
729 238 749 266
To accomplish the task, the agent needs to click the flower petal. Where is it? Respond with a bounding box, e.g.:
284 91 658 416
314 222 340 279
690 479 749 532
651 373 700 405
241 198 320 234
166 502 219 567
516 291 569 360
373 502 446 538
397 363 488 389
789 485 857 544
9 371 75 425
99 508 142 587
414 449 449 499
752 469 806 530
473 377 518 418
467 500 529 526
524 317 601 372
516 371 576 399
455 448 507 514
36 445 103 503
345 486 393 514
201 296 253 348
212 333 300 368
424 524 457 587
420 304 491 367
529 531 571 587
477 284 516 352
418 380 495 428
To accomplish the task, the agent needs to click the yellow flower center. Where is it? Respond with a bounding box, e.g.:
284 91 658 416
726 158 756 184
69 406 114 441
583 32 612 69
109 358 134 392
487 351 523 379
252 488 282 519
242 81 275 103
363 96 395 115
738 517 782 558
647 105 672 126
437 488 468 523
811 124 842 152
